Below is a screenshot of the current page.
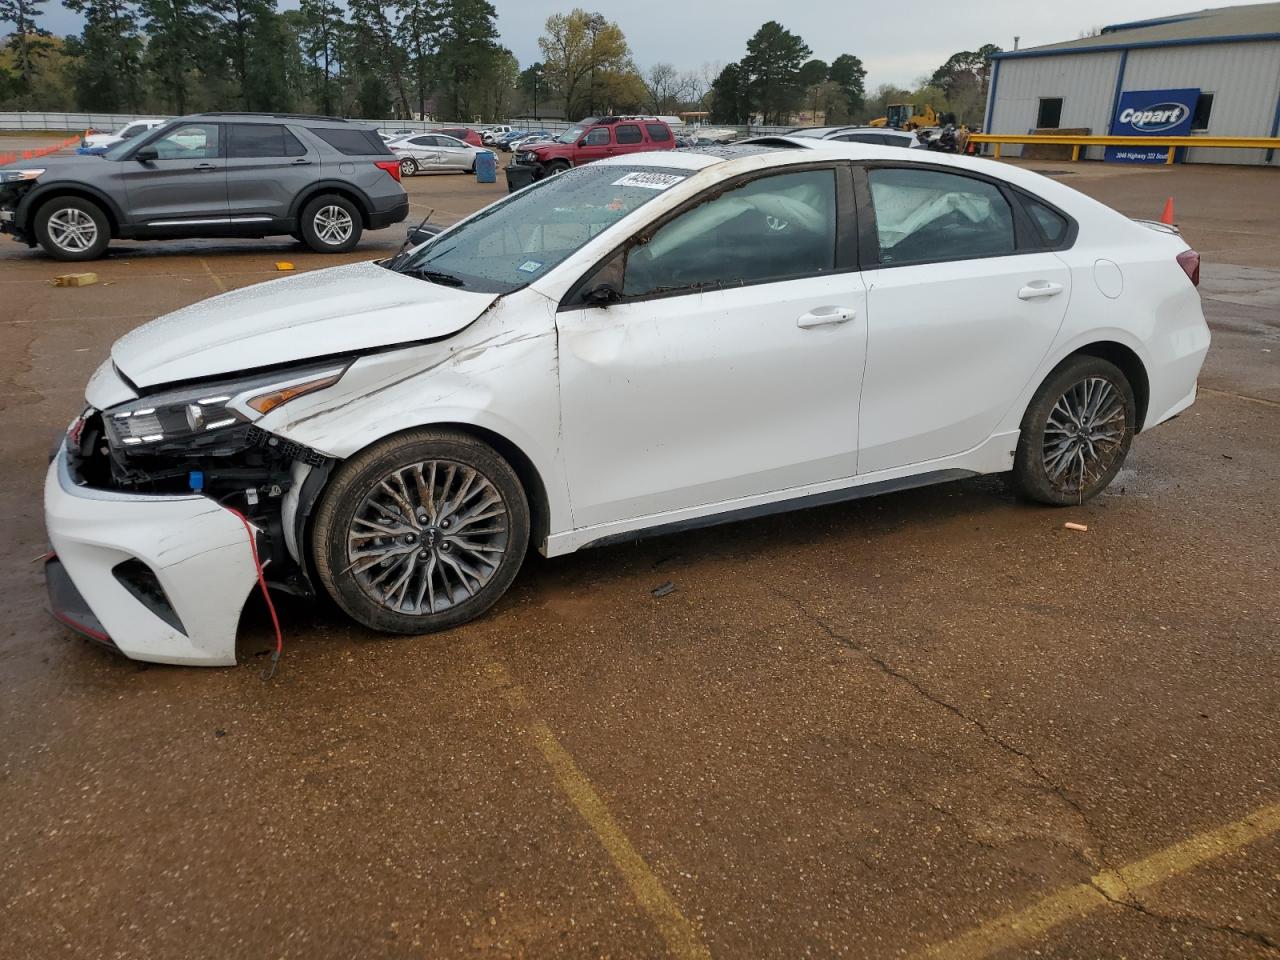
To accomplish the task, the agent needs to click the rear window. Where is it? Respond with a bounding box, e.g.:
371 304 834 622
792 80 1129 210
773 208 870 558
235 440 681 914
308 127 391 156
229 123 307 158
645 123 671 142
615 124 642 144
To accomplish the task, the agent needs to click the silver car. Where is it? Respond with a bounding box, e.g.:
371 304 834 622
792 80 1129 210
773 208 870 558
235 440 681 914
390 134 484 176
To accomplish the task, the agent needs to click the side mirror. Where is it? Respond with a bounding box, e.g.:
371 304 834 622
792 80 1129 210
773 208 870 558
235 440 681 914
583 283 621 307
134 145 158 162
578 139 588 147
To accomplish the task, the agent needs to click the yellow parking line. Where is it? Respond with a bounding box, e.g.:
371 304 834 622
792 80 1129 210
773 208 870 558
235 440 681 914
912 801 1280 960
484 660 711 960
200 257 227 293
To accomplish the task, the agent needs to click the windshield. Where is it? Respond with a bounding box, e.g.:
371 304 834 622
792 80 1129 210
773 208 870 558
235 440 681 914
392 164 692 294
556 125 586 144
102 120 177 160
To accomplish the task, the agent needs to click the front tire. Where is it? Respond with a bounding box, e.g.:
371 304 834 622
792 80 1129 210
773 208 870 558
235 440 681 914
543 159 571 177
34 197 110 261
300 194 362 254
312 429 531 635
1012 355 1135 505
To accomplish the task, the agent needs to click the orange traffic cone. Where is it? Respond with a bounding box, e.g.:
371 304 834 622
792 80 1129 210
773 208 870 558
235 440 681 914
1160 197 1175 225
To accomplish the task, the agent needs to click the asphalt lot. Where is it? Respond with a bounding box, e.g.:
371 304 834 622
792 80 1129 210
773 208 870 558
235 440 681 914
1 142 1277 959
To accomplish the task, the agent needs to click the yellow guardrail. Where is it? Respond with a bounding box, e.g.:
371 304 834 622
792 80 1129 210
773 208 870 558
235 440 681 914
968 133 1280 164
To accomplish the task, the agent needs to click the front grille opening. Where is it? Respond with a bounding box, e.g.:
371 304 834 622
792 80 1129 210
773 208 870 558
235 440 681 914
112 559 187 635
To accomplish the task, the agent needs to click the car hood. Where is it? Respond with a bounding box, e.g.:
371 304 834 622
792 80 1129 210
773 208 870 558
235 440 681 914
25 154 117 176
111 260 499 387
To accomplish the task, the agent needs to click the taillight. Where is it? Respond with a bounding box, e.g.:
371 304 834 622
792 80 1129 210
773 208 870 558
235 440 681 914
1176 248 1200 287
374 159 401 182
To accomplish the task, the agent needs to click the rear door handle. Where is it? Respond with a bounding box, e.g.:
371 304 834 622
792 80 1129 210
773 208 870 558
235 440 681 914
291 158 311 165
194 163 218 172
797 306 857 328
1018 280 1065 300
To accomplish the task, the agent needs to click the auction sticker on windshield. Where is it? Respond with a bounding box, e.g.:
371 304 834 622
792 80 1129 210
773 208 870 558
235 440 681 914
611 171 686 190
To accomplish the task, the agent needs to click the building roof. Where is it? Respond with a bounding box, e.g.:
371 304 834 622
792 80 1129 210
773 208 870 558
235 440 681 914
994 2 1280 58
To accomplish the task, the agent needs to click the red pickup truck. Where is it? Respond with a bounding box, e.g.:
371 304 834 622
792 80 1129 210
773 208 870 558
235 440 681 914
516 116 676 178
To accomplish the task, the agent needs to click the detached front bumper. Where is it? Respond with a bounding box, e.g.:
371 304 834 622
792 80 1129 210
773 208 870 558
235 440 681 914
43 446 260 666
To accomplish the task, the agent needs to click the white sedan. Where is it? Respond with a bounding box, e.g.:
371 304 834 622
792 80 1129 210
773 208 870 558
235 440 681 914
44 142 1208 664
388 133 484 176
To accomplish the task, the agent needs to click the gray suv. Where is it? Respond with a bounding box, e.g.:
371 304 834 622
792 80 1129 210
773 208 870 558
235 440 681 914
0 112 409 260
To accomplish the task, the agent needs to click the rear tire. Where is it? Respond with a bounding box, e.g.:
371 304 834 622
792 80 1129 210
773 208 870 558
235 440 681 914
34 196 110 261
312 429 531 635
300 194 362 254
399 157 417 178
1012 355 1135 505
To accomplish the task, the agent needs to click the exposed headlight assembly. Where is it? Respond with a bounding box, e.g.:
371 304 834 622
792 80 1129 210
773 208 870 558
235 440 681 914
0 168 45 183
105 362 347 450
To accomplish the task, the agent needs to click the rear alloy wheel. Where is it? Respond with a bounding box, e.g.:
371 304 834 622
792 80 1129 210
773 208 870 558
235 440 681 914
1012 355 1135 505
312 429 531 634
399 157 417 178
35 197 110 261
300 194 363 253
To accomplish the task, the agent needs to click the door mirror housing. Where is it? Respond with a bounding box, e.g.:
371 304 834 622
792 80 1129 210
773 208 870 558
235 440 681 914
583 283 621 307
134 145 159 163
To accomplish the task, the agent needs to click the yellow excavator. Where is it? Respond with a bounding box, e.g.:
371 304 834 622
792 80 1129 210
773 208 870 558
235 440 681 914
870 103 939 130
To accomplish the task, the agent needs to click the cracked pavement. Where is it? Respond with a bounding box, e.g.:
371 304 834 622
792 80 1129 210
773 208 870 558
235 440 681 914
1 151 1277 958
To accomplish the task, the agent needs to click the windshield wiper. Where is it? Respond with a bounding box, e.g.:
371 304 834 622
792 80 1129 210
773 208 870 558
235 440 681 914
402 266 467 288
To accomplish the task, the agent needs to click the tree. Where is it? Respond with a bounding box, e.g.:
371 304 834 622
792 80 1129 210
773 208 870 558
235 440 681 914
708 60 750 124
538 9 634 120
642 61 687 115
395 0 439 119
435 0 502 120
860 82 910 124
796 57 826 89
137 0 212 113
297 0 344 115
928 43 1000 122
517 60 544 116
0 0 50 95
348 0 410 117
739 21 809 125
64 0 143 111
828 52 866 114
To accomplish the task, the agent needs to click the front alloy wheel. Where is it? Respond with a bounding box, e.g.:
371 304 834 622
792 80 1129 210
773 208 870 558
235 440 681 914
35 197 111 260
1013 355 1135 505
313 430 530 634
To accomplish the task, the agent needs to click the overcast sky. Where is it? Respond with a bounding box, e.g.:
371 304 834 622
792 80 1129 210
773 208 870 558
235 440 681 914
39 0 1189 89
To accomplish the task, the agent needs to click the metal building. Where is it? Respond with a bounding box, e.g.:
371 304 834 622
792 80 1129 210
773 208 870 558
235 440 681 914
984 3 1280 164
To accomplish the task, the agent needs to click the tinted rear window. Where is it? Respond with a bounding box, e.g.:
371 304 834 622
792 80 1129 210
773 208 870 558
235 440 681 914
309 127 392 156
645 124 672 142
229 123 307 158
616 124 642 144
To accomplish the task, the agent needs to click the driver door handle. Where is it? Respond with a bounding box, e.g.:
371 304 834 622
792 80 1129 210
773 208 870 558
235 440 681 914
194 163 218 172
1018 280 1065 300
797 306 857 328
291 158 311 165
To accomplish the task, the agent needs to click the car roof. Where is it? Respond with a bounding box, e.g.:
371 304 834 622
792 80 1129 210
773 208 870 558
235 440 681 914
188 112 357 127
788 125 914 139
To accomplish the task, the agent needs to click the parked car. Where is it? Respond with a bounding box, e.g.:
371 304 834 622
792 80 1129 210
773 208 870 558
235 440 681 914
483 124 514 145
495 129 531 151
79 118 170 154
783 125 924 149
389 133 485 176
44 140 1208 665
506 131 553 153
435 127 484 147
0 112 408 260
514 116 676 177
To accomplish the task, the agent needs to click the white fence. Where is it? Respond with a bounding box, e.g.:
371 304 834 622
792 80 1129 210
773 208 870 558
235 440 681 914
0 111 790 139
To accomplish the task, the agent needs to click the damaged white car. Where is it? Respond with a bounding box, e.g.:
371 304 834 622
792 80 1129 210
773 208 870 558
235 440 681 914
45 142 1209 665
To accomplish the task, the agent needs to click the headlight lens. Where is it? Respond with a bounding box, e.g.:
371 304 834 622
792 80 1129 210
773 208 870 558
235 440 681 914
0 168 45 183
105 362 347 449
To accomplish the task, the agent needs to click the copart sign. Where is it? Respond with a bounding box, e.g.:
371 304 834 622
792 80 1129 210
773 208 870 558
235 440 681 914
1106 88 1200 164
